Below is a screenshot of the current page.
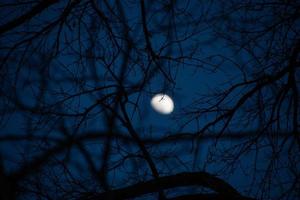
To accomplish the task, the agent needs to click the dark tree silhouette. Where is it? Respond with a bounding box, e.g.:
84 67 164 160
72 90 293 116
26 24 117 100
0 0 299 200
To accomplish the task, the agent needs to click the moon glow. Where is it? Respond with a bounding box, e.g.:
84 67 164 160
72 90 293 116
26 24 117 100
150 94 174 114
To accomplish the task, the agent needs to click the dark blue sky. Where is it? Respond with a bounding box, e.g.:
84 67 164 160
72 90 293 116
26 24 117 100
0 1 299 199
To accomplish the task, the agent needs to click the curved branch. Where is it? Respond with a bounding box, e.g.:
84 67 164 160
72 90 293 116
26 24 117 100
81 172 253 200
168 193 255 200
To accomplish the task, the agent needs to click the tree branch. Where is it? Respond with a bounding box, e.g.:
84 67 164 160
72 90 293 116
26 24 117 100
80 172 253 200
0 0 59 35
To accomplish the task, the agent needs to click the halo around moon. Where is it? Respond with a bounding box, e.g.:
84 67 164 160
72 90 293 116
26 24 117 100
150 93 174 114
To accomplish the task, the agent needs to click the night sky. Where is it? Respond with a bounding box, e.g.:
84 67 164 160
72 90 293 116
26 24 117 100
0 1 299 200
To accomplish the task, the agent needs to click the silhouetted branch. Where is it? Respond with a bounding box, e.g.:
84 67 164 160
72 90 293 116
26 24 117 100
0 0 59 35
80 172 254 200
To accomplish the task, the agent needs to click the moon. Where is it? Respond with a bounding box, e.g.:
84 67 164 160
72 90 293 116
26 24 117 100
150 94 174 114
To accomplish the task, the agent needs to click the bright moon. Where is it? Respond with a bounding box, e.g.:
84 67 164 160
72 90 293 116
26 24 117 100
150 94 174 114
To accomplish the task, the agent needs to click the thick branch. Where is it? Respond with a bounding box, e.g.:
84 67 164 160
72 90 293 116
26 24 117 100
81 172 253 200
0 0 59 35
168 193 255 200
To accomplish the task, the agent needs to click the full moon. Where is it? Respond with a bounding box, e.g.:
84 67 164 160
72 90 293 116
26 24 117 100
150 93 174 114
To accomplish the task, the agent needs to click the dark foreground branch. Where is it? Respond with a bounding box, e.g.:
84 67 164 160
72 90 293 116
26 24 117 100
168 193 255 200
80 172 255 200
0 0 59 35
